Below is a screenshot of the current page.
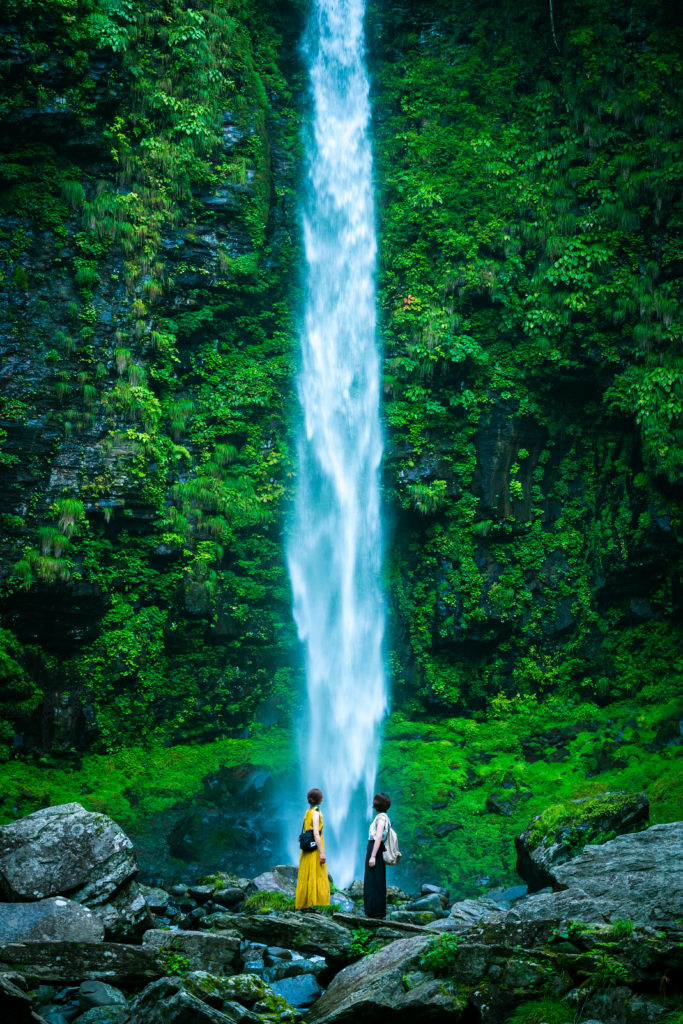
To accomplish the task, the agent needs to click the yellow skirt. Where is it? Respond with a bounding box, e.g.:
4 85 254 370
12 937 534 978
295 843 330 908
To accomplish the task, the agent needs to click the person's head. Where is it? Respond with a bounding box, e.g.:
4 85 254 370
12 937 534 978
373 792 391 812
307 787 323 806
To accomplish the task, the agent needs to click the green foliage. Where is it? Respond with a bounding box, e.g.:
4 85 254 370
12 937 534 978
157 949 191 976
0 727 294 827
504 997 570 1024
419 934 460 976
348 927 382 960
371 0 683 715
609 919 634 940
243 891 296 914
379 694 682 894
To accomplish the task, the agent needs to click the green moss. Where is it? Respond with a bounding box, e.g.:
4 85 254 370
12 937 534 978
379 695 682 893
504 997 570 1024
0 727 294 829
525 791 645 850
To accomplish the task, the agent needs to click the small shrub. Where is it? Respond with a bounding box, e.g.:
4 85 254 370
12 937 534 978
157 949 190 976
348 927 381 959
419 934 460 976
610 918 634 940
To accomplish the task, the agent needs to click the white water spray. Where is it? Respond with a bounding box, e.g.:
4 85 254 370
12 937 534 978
287 0 386 884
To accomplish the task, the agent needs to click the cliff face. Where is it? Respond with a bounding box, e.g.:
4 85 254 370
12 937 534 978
1 0 682 774
371 0 683 712
0 0 305 756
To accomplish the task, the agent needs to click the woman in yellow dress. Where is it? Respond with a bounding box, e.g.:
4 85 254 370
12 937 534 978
295 787 330 911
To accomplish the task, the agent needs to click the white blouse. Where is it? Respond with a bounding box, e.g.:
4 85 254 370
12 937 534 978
368 812 389 842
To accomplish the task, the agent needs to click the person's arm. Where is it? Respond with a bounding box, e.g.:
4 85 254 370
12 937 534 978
368 814 386 868
312 809 326 864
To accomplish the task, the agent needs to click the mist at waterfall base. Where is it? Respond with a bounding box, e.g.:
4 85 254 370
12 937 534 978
285 0 387 887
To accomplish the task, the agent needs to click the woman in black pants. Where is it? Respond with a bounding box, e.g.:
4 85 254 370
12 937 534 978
364 792 391 918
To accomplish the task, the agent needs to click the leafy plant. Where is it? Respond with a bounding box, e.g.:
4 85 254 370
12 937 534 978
419 934 460 976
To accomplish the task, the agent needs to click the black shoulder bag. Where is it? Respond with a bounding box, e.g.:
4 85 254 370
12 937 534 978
298 807 319 852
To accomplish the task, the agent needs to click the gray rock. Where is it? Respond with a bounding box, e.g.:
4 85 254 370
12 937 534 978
189 885 216 903
142 929 241 975
73 1008 128 1024
385 909 435 924
421 883 449 899
203 912 241 930
183 971 273 1010
515 792 650 891
430 896 506 933
261 948 327 982
345 881 364 900
407 893 444 915
87 880 154 941
128 977 234 1024
0 804 152 941
0 898 104 942
199 875 251 910
250 865 298 896
307 935 461 1023
549 821 683 926
0 941 160 985
0 804 137 904
330 892 354 913
78 981 127 1011
228 911 354 962
270 973 321 1008
138 886 171 915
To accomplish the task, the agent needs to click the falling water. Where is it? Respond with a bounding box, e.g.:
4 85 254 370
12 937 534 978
287 0 386 884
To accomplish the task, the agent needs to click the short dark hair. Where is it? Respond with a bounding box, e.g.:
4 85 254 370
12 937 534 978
373 792 391 812
307 788 323 805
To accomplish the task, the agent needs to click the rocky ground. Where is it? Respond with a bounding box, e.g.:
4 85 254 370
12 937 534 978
0 797 681 1024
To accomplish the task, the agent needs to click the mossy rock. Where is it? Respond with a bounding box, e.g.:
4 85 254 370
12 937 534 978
515 791 649 891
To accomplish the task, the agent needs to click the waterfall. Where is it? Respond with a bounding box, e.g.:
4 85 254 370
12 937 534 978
287 0 386 885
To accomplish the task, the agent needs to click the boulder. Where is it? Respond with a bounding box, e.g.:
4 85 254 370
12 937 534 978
549 821 683 927
186 875 251 909
0 804 137 903
94 879 155 941
515 792 650 891
250 866 298 896
306 935 467 1023
0 941 160 984
429 896 506 933
270 973 321 1008
73 1008 128 1024
130 973 294 1024
138 886 171 915
228 911 354 962
407 893 444 915
183 971 275 1009
142 929 241 975
78 981 127 1012
128 977 239 1024
385 909 436 924
0 804 152 940
0 898 104 942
